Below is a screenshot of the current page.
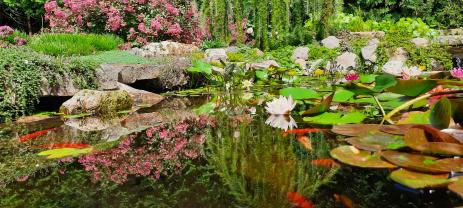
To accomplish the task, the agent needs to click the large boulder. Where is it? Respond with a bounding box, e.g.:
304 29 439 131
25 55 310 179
434 35 463 46
391 47 409 62
40 75 80 97
335 52 358 71
250 60 280 70
411 38 430 47
117 83 163 106
292 47 309 61
205 48 228 62
361 38 380 63
321 36 340 49
131 41 199 57
350 31 385 39
60 90 133 115
382 60 407 76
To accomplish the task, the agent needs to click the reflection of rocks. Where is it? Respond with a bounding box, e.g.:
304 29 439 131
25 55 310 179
265 115 297 131
65 116 123 132
60 90 133 115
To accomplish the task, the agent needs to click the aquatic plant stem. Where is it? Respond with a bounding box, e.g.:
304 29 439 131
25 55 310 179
382 90 463 124
372 95 387 122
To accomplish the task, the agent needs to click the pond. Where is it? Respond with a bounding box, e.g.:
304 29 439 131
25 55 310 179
0 85 463 208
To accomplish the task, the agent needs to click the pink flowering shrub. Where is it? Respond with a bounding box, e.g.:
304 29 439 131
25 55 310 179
0 26 28 48
44 0 203 45
78 116 215 184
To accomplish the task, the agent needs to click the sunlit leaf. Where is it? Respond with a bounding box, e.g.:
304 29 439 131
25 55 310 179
331 124 383 137
279 87 320 100
330 146 396 169
303 112 365 125
372 74 397 92
448 176 463 198
187 60 213 75
301 93 333 116
37 148 93 159
333 90 355 102
387 80 437 97
360 74 377 83
390 169 450 189
381 151 451 173
346 134 406 151
255 70 268 80
397 111 430 124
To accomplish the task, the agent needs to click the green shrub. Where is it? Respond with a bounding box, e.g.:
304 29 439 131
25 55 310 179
200 39 227 50
265 46 296 68
29 33 123 56
0 47 99 121
309 45 341 66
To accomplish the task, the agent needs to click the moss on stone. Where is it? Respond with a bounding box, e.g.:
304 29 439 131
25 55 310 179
98 90 133 115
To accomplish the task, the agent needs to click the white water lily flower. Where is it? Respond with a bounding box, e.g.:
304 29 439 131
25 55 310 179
265 96 296 115
242 79 254 90
265 115 297 131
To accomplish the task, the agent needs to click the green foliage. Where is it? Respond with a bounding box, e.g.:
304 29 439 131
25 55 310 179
199 39 227 50
265 46 296 67
309 45 341 66
77 50 156 65
29 33 123 56
0 47 98 121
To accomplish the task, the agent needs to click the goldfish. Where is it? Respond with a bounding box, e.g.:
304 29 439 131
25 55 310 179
297 136 313 151
311 158 340 169
282 128 329 137
33 143 91 149
287 192 315 208
18 128 57 143
334 194 354 208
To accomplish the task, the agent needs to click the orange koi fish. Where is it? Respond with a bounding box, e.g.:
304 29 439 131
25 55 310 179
18 128 57 143
297 136 313 151
311 158 340 169
282 128 329 137
33 143 91 149
287 192 316 208
334 194 354 208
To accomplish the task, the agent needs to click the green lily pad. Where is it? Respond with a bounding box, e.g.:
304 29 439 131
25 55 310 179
430 97 452 129
397 111 431 125
390 169 450 189
360 74 377 83
346 135 406 151
381 151 448 173
333 90 355 102
279 87 320 100
37 148 93 159
331 124 383 137
448 176 463 198
304 112 365 125
330 146 397 169
372 74 398 92
387 79 437 97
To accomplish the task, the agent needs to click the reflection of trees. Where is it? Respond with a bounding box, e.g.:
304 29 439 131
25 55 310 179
206 113 337 208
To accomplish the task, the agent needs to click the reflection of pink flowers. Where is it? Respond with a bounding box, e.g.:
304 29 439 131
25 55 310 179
78 116 215 184
451 68 463 79
345 73 359 81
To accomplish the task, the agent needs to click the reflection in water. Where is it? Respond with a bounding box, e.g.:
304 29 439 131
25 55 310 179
207 112 337 208
265 114 298 131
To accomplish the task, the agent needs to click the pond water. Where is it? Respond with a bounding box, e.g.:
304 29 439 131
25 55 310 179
1 86 463 208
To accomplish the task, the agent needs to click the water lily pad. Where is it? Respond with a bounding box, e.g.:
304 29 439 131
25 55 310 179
380 124 416 135
387 79 438 97
372 74 398 92
37 148 93 159
330 146 396 169
420 142 463 156
381 151 448 173
279 87 320 100
333 90 355 102
331 124 383 137
397 111 430 125
404 128 429 151
304 112 365 125
390 169 450 189
430 97 452 129
412 125 461 144
448 176 463 198
346 134 406 151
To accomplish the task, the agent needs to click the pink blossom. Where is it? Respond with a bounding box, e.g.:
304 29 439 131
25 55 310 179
167 23 182 37
14 37 27 46
44 1 58 13
345 73 360 81
451 68 463 79
165 2 180 16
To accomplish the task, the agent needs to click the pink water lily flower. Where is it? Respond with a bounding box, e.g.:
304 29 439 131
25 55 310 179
451 68 463 80
345 73 360 81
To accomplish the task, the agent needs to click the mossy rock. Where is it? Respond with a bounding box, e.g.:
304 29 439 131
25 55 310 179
60 89 132 116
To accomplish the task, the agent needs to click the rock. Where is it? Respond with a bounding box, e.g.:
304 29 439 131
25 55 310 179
411 38 430 47
405 66 422 77
226 46 239 53
96 65 120 90
205 48 228 62
431 58 445 71
335 52 358 71
391 47 409 62
361 38 380 63
250 60 280 70
350 31 385 39
131 41 199 57
321 36 340 49
60 90 133 115
117 83 163 106
40 75 79 97
292 47 309 61
434 35 463 46
254 49 264 57
382 60 407 76
294 59 307 69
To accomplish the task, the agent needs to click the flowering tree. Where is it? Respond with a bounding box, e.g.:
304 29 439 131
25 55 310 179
44 0 203 45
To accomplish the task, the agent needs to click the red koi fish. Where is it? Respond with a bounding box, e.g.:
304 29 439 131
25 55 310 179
297 136 313 151
311 158 340 169
334 194 354 208
18 128 57 143
33 143 91 149
287 192 315 208
282 128 328 137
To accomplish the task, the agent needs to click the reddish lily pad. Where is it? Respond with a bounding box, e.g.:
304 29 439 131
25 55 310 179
412 125 461 144
449 176 463 198
379 124 419 135
331 124 384 137
390 169 450 189
420 142 463 156
330 146 397 169
404 128 429 151
346 134 406 151
382 151 450 173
